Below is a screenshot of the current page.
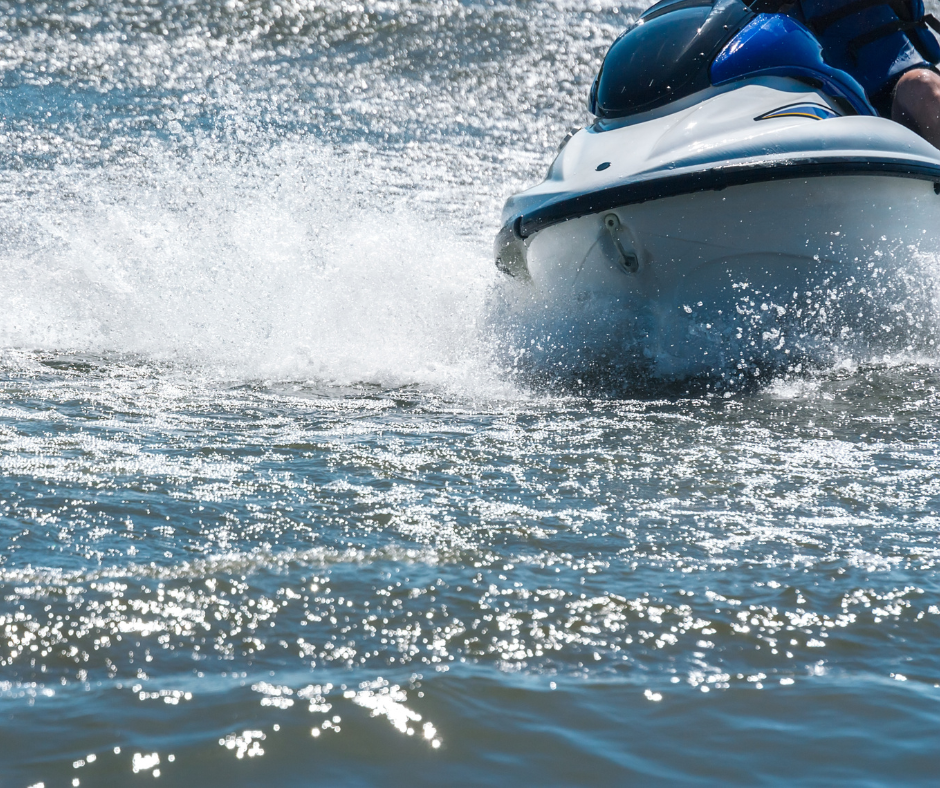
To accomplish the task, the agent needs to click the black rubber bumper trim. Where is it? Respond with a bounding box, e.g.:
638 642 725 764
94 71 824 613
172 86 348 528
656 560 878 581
513 156 940 239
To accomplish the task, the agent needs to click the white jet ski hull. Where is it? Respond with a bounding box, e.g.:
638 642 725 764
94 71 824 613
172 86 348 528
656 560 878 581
525 173 938 312
497 80 940 352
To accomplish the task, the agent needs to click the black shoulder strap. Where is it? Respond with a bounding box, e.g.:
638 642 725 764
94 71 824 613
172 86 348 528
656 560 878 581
809 0 900 32
849 18 922 52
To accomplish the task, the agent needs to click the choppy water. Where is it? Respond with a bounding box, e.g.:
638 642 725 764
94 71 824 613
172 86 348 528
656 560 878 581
2 1 940 786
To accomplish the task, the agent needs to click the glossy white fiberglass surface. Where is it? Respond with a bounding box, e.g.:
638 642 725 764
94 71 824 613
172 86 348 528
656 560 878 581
502 77 940 224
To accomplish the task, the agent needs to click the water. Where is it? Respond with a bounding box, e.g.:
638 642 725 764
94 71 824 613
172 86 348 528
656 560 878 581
2 1 940 785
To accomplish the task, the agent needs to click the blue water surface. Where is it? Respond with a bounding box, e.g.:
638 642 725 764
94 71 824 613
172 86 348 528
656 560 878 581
1 2 940 786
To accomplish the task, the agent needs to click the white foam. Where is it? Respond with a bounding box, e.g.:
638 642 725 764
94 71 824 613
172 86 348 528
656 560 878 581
487 243 940 389
0 138 503 390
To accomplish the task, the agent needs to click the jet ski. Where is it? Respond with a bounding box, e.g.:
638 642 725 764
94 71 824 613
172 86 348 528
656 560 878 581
495 0 940 365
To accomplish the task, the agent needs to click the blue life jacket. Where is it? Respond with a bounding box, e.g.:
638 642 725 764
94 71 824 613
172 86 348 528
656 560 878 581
798 0 940 98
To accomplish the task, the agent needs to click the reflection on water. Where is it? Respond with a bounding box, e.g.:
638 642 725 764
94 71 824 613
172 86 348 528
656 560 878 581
3 355 940 784
2 0 940 785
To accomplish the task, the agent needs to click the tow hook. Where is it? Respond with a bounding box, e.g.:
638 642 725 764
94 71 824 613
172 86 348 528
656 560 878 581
603 213 639 274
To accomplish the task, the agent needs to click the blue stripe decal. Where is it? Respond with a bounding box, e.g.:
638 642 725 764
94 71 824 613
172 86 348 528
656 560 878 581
756 103 840 121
